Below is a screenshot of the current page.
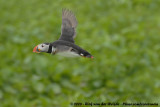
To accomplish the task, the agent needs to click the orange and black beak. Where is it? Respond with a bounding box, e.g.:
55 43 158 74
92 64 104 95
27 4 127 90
33 45 40 53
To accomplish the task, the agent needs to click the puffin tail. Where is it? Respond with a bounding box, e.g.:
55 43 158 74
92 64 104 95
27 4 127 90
79 51 94 59
86 54 94 59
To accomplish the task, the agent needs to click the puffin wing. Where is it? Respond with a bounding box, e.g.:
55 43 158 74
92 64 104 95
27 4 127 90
59 9 77 43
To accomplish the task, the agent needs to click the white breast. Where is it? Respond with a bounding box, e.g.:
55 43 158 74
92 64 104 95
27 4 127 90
57 51 80 57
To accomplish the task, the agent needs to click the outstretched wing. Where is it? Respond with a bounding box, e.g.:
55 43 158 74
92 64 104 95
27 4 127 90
59 9 77 43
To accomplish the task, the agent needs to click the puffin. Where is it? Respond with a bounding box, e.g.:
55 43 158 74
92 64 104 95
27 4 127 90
33 9 93 58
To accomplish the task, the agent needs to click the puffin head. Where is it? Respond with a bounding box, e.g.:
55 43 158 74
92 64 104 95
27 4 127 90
33 43 50 53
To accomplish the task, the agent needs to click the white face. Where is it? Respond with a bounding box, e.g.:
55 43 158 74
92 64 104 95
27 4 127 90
37 43 49 52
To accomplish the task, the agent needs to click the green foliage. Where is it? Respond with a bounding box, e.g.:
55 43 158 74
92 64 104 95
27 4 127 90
0 0 160 106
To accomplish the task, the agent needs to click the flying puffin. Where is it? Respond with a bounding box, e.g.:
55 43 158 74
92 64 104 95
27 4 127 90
33 9 93 58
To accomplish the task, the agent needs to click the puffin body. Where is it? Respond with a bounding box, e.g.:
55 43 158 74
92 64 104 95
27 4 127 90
33 9 93 58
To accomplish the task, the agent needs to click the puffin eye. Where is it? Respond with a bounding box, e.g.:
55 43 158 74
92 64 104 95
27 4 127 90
41 45 44 47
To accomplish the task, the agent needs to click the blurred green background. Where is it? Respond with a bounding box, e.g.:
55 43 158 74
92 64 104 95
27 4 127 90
0 0 160 106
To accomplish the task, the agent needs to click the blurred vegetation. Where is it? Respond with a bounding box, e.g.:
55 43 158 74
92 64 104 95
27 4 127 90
0 0 160 106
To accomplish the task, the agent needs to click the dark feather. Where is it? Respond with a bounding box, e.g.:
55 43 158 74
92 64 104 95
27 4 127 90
59 9 77 43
